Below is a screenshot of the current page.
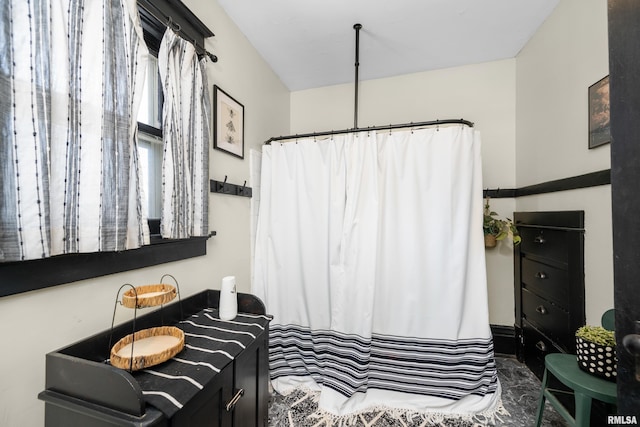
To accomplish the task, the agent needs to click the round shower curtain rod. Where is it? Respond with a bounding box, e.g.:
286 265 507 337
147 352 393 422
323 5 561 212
263 24 474 145
264 119 474 144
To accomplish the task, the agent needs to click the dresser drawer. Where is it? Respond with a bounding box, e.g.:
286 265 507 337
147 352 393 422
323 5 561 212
519 228 569 264
521 258 569 308
522 321 563 380
522 288 570 347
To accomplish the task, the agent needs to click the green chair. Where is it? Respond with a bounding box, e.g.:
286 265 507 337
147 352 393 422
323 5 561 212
601 309 615 331
535 309 617 427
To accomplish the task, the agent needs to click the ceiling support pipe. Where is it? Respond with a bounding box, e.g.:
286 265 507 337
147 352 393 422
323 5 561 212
353 23 362 129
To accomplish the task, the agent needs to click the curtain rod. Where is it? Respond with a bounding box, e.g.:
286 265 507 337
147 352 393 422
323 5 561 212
139 4 218 63
264 119 474 144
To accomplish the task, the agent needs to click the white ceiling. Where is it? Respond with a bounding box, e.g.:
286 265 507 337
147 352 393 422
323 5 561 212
217 0 560 91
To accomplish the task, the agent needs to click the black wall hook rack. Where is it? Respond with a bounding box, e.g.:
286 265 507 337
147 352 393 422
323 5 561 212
210 177 252 197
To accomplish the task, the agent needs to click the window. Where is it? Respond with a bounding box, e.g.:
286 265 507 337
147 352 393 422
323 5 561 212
137 52 163 220
0 0 215 297
138 132 163 219
138 55 162 130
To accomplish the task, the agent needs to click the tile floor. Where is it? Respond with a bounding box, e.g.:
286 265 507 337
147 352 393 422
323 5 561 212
496 356 566 426
268 355 568 426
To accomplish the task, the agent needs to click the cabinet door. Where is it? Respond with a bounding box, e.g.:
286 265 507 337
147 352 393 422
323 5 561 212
171 365 233 427
233 331 269 427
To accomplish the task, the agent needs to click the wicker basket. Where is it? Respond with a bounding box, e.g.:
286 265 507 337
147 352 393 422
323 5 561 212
484 234 497 248
576 336 617 382
110 326 185 371
122 284 177 308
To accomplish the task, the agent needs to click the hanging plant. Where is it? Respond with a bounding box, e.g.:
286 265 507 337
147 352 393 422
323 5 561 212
483 197 521 248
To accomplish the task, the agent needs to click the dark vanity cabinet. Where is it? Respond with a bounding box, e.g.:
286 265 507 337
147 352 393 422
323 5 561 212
38 290 270 427
171 365 233 427
513 211 585 379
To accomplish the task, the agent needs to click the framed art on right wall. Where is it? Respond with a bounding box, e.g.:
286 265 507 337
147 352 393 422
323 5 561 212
588 75 610 149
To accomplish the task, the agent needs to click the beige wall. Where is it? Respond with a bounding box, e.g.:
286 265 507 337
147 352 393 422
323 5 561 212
291 59 518 326
516 0 609 185
515 0 613 324
0 1 290 425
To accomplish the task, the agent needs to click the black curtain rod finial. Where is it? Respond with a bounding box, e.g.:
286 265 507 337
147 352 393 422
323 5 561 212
354 23 362 30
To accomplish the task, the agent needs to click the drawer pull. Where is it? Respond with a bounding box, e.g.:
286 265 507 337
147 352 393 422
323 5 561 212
535 341 547 352
536 305 548 315
534 235 546 244
535 272 547 279
226 388 245 412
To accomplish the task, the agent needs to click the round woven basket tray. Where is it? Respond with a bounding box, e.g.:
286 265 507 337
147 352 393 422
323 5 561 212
122 284 177 309
110 326 185 371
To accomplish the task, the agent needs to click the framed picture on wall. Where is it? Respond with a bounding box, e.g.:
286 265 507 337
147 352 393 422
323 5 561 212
213 85 244 159
588 75 610 149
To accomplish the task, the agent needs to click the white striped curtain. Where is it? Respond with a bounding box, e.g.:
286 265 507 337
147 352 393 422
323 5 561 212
0 0 149 262
254 127 501 419
158 29 210 239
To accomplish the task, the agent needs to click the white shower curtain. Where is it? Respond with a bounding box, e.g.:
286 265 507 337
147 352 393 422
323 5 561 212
253 125 501 420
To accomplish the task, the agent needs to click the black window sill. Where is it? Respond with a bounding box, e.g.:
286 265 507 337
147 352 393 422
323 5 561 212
0 233 214 298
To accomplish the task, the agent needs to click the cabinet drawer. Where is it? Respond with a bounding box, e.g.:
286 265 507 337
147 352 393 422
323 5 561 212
521 258 568 307
523 321 562 380
519 228 568 264
522 288 570 347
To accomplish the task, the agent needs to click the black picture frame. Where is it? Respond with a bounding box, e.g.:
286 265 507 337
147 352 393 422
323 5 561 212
588 75 610 149
213 85 244 159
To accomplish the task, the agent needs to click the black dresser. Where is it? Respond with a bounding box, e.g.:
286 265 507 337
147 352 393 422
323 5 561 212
38 290 270 427
513 211 585 379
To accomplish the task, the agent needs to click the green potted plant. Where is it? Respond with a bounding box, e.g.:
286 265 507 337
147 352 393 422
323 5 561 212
483 197 521 248
575 325 617 381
